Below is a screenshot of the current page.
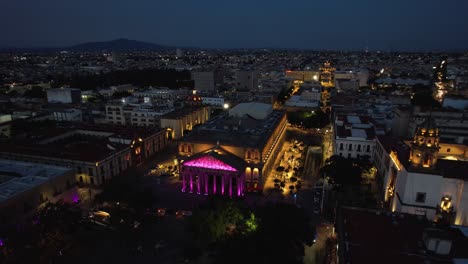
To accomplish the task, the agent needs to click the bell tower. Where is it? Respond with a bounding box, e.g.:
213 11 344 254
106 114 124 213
409 117 440 168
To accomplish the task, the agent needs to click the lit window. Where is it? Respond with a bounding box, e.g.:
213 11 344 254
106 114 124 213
440 195 452 212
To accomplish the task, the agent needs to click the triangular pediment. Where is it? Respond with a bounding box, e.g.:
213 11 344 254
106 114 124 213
183 155 238 172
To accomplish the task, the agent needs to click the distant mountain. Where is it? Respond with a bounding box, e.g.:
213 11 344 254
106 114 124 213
67 38 172 52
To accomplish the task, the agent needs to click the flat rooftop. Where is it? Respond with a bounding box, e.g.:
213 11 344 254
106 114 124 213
0 123 166 162
0 159 72 203
161 106 206 119
335 114 375 140
182 110 286 149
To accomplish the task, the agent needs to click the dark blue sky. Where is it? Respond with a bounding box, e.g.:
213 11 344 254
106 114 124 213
1 0 467 50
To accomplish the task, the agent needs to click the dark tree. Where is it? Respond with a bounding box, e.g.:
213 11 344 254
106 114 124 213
23 86 46 98
216 203 315 264
320 155 362 186
112 91 132 98
188 197 244 244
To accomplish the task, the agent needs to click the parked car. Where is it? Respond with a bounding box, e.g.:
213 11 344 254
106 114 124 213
156 208 166 217
181 210 192 216
176 210 192 217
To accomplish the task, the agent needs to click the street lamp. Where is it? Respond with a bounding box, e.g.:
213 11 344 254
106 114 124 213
223 103 230 109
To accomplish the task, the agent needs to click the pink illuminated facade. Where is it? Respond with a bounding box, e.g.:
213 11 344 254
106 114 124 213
180 152 245 197
183 156 238 172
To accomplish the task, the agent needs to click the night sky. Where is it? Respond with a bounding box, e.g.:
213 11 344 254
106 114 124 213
1 0 468 51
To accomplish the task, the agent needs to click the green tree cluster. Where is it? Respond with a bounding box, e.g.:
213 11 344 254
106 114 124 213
188 198 244 244
411 84 440 108
216 203 314 264
287 110 330 128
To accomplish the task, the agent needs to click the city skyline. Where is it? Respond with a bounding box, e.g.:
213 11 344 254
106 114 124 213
1 0 468 51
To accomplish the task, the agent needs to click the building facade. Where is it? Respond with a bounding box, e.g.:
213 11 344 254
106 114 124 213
0 159 77 225
160 106 211 140
333 114 376 160
178 103 287 195
191 71 223 91
46 88 82 104
180 148 246 197
105 103 174 127
375 118 468 225
236 70 259 91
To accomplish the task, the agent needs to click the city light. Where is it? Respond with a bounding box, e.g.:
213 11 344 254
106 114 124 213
223 103 230 109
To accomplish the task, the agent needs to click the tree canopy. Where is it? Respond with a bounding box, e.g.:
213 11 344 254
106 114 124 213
287 110 330 128
320 155 362 185
215 203 314 264
188 197 244 244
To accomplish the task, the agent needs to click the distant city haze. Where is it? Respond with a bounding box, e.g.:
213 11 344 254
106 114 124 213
1 0 468 51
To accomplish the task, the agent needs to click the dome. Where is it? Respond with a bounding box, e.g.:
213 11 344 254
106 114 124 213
416 117 438 138
410 116 440 168
186 93 203 106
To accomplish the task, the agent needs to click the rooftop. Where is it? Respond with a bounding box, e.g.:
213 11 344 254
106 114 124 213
335 114 375 140
182 110 285 149
0 123 166 162
161 105 207 119
0 159 72 203
377 136 468 180
338 207 468 264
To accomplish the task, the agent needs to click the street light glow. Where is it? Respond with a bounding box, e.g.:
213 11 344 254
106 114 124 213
223 103 229 109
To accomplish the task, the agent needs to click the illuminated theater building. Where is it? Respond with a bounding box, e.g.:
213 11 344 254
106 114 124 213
374 117 468 225
178 102 287 196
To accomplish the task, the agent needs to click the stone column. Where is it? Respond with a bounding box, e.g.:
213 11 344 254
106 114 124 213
182 171 186 192
221 174 225 195
237 176 241 197
190 173 193 193
229 175 232 197
197 174 201 194
241 173 245 196
213 174 217 194
205 173 209 195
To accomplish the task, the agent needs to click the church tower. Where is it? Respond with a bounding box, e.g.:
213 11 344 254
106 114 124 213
409 117 440 168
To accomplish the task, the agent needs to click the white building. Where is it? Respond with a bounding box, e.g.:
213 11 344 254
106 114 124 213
106 103 174 127
133 87 187 100
52 109 82 122
333 114 376 160
201 96 225 108
228 102 273 120
393 107 468 144
375 118 468 225
442 96 468 110
334 69 369 92
46 88 82 104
